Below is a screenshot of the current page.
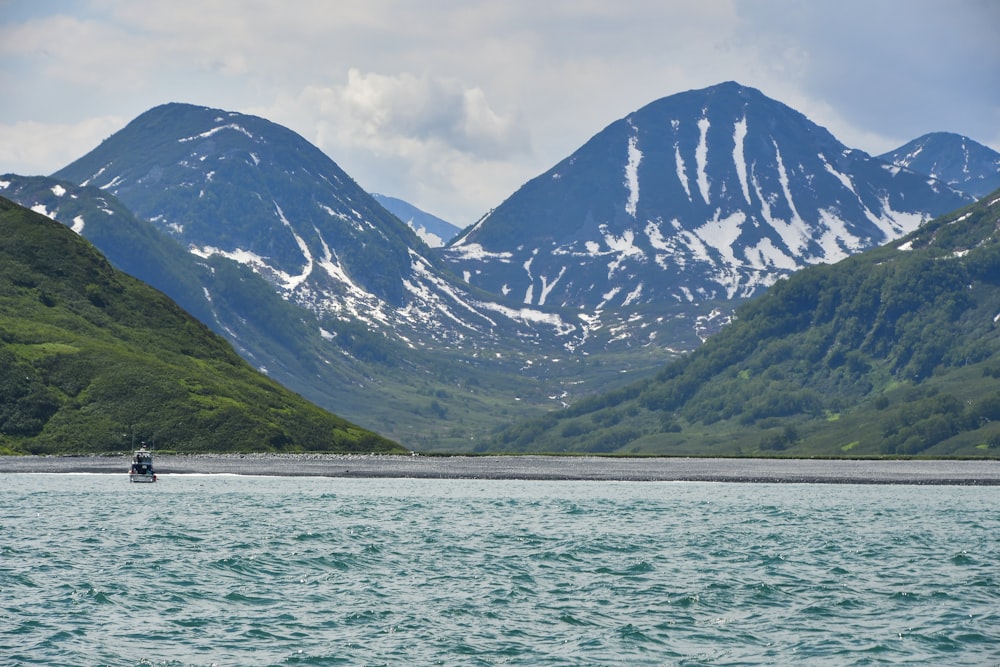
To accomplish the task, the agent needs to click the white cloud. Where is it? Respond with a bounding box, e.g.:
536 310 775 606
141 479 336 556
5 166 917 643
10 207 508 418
0 116 126 176
0 0 996 222
258 69 531 223
303 69 528 159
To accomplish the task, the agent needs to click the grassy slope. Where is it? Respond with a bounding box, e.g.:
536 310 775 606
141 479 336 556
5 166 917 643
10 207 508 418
492 191 1000 458
0 196 404 455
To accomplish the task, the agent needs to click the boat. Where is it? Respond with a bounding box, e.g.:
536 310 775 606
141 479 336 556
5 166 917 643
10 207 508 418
129 446 157 483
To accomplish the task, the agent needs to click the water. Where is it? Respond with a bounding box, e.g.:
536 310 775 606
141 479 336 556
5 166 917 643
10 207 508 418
2 474 998 666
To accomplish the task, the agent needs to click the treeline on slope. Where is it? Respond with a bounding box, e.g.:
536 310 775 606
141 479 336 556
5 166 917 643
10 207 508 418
493 190 1000 457
0 197 403 455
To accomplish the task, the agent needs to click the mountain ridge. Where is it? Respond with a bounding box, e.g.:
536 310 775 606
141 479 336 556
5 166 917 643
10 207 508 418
52 102 427 306
27 85 1000 454
50 103 584 351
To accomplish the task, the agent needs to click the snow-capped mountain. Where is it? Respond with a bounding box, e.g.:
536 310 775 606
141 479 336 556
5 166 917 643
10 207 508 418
50 103 558 348
372 194 463 247
879 132 1000 199
31 92 993 450
444 82 972 315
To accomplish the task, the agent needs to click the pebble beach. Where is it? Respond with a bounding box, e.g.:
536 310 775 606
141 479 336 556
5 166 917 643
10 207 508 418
2 453 999 484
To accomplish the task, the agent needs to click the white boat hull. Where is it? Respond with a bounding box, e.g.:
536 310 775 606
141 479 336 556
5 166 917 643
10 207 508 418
129 446 156 482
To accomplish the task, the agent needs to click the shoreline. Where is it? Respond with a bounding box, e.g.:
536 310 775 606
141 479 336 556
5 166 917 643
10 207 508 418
2 454 1000 484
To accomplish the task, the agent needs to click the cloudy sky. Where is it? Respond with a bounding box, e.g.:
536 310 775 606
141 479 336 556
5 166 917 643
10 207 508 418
2 0 998 225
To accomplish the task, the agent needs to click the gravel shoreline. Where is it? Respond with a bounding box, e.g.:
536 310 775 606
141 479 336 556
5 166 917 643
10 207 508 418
2 454 1000 484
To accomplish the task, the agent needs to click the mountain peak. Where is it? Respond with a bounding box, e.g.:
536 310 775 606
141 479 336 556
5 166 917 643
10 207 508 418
879 132 1000 198
447 84 971 313
53 102 426 309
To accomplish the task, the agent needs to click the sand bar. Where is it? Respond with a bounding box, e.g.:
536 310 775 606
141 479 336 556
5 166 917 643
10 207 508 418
2 454 999 484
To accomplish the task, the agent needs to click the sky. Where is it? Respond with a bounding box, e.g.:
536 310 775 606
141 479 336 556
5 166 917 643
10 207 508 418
1 0 998 226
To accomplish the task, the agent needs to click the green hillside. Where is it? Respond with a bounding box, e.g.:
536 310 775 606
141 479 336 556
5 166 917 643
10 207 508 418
0 196 404 455
494 191 1000 458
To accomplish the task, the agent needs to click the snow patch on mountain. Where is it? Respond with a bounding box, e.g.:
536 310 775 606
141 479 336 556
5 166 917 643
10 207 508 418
733 117 751 205
191 245 271 272
674 141 692 200
695 116 711 203
411 225 445 247
622 282 644 307
178 123 255 143
597 286 621 311
318 202 370 234
401 253 499 331
773 143 807 249
695 210 745 267
624 123 642 217
874 196 927 237
273 202 313 290
538 266 567 306
78 164 108 188
814 210 860 260
312 231 376 306
102 174 125 190
745 237 797 270
475 301 576 335
447 242 512 262
602 227 645 277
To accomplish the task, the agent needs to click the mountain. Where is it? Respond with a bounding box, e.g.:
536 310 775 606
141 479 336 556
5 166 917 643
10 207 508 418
52 103 435 319
445 82 972 317
372 193 463 247
493 189 1000 457
44 105 637 448
37 93 990 453
879 132 1000 199
1 173 616 450
50 103 585 351
0 195 402 455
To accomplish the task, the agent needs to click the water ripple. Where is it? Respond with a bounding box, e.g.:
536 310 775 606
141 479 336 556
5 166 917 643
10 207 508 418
2 475 999 665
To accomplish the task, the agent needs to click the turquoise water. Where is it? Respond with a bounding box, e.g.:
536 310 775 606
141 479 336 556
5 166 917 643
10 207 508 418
1 474 998 666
